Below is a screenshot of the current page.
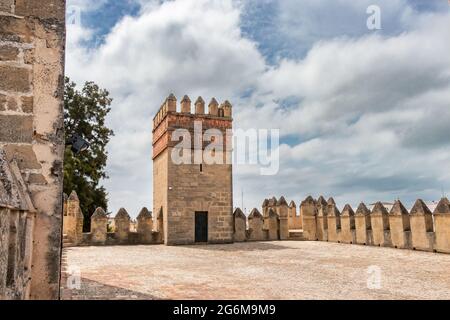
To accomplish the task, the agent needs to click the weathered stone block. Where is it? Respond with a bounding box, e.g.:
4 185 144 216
233 208 246 242
23 49 34 65
137 207 153 243
410 199 434 251
340 204 356 244
0 208 10 299
371 202 391 246
0 0 14 13
301 196 317 241
0 46 19 62
354 203 372 245
14 0 66 20
265 209 279 240
0 65 31 93
315 196 328 241
327 198 341 243
114 208 131 243
389 200 411 249
0 16 32 43
27 173 47 185
21 96 33 113
6 97 18 111
91 208 108 244
433 198 450 254
248 208 263 241
0 94 6 111
3 145 41 170
276 197 289 240
0 115 33 143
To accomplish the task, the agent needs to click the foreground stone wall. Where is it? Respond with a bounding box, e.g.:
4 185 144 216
0 0 65 299
0 150 36 299
301 196 450 254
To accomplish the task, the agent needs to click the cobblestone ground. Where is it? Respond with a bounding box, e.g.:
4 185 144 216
61 241 450 300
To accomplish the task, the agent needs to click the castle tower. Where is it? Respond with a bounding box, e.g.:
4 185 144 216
152 94 233 245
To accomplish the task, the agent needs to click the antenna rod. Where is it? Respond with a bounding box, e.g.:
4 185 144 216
241 189 244 213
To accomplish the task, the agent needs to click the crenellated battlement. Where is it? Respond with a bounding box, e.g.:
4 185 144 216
62 191 450 254
300 195 450 253
152 94 233 131
152 94 234 161
62 191 163 247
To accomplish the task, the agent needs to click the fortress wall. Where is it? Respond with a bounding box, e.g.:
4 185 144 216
0 150 36 299
299 196 450 254
0 0 65 299
62 193 450 254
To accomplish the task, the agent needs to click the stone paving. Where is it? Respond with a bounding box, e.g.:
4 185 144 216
61 241 450 300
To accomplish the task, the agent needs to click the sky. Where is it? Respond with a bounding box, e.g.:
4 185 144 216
65 0 450 218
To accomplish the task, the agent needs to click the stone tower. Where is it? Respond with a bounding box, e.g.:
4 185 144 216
152 94 233 245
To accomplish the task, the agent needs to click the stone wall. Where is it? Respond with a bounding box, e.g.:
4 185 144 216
288 201 302 230
300 196 450 254
62 191 163 247
0 150 36 299
63 191 295 246
0 0 65 299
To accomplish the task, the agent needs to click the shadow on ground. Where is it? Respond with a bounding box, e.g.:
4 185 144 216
179 241 294 252
61 278 159 300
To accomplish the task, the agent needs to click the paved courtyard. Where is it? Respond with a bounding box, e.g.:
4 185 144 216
61 241 450 300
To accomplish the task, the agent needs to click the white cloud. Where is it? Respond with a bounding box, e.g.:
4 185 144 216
66 0 450 217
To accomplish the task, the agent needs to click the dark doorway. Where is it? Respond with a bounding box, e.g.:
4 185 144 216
195 212 208 243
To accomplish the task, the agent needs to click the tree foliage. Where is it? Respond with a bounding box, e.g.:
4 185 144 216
64 77 114 231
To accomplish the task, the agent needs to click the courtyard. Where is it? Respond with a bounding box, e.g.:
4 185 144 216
61 241 450 300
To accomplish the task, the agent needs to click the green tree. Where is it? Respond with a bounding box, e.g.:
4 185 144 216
64 77 114 231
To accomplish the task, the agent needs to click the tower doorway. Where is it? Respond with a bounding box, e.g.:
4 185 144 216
195 212 208 243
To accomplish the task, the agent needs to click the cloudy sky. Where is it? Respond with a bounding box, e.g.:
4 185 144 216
66 0 450 217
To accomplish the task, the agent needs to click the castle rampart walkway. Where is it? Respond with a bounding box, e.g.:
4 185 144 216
61 241 450 300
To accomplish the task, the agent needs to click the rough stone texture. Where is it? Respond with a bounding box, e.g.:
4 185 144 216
0 46 19 61
410 199 434 251
276 197 289 240
0 208 9 299
340 204 356 244
114 208 131 243
91 208 108 245
0 94 6 111
300 196 316 241
137 208 153 244
14 0 65 20
233 208 246 242
152 96 233 245
248 209 263 241
61 242 450 300
0 0 14 13
434 198 450 254
62 191 84 247
371 203 392 247
355 203 373 245
327 200 341 243
288 201 302 230
265 209 278 240
3 145 42 170
21 96 33 113
0 115 33 143
0 65 31 92
315 197 328 241
0 151 36 300
0 0 65 300
389 200 411 249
